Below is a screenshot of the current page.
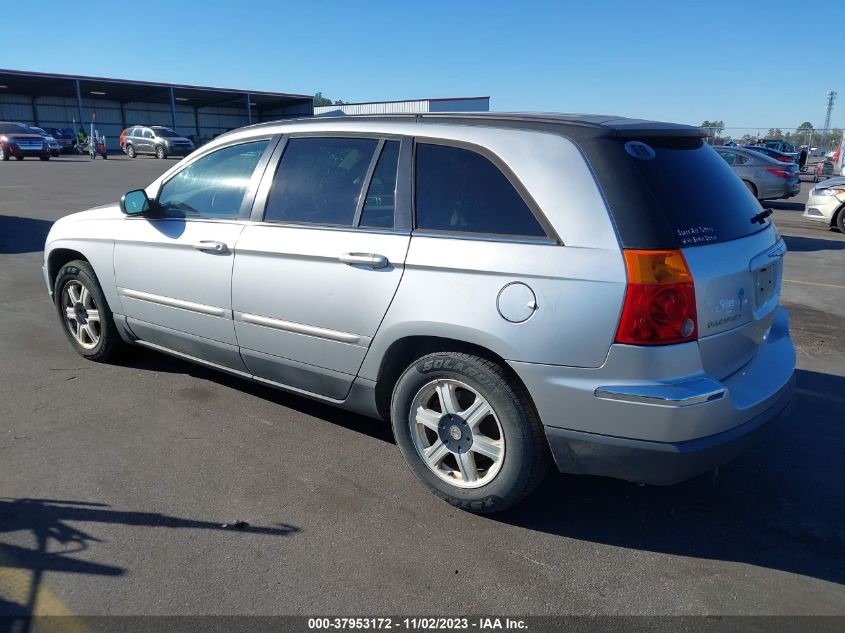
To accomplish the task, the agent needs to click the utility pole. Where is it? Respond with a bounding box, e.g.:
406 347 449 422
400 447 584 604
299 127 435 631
823 90 836 135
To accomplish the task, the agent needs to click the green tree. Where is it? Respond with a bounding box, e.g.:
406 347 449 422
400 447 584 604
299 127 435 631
797 121 813 131
313 92 333 106
739 133 756 145
700 120 725 137
766 128 784 139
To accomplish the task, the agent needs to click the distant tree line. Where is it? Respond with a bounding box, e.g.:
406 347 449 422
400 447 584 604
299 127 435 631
700 119 842 149
314 92 346 106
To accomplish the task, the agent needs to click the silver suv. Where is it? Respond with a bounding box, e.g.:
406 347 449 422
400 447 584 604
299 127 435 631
124 125 194 159
43 114 795 513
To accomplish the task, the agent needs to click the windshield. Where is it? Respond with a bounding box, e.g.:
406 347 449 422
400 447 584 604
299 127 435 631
0 123 32 134
153 128 180 138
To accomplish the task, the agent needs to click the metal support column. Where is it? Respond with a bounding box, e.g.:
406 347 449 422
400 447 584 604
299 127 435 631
31 95 39 126
74 79 84 129
119 101 127 131
245 93 252 125
194 106 201 138
169 87 178 131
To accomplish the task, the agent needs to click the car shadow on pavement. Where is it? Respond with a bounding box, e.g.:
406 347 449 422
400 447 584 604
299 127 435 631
783 234 845 252
0 216 53 255
494 368 845 587
117 347 397 445
0 497 299 623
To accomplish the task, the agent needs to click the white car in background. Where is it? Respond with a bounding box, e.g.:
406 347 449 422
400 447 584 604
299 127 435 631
804 177 845 232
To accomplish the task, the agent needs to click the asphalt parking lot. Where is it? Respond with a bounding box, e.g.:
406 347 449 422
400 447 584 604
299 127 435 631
1 154 844 617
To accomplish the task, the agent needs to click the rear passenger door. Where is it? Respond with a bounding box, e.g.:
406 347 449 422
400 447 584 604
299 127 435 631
231 135 411 399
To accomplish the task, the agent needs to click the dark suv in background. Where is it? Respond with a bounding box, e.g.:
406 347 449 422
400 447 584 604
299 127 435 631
123 125 195 159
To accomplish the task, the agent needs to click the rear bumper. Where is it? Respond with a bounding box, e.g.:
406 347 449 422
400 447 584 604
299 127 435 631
510 306 796 484
545 374 793 485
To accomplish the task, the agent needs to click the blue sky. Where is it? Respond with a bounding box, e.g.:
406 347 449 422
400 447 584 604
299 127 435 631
3 0 842 131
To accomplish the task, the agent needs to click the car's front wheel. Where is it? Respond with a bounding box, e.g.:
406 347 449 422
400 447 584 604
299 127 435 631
155 145 166 159
391 351 549 514
54 260 124 362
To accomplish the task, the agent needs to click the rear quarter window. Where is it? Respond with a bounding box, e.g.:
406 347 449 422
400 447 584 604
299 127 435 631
414 143 546 238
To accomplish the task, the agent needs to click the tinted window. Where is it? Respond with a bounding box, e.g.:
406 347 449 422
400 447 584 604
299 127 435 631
154 127 179 138
265 137 378 226
414 144 545 237
620 137 765 246
143 129 154 139
157 140 268 220
359 141 400 228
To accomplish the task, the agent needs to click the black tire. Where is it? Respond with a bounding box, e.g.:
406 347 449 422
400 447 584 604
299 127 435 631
390 351 550 514
40 156 50 161
0 147 8 161
743 180 757 198
835 207 845 233
126 144 136 158
155 145 166 159
53 260 125 363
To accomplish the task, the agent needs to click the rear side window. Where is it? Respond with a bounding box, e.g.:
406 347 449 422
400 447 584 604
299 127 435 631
414 144 546 237
265 137 378 226
615 137 766 246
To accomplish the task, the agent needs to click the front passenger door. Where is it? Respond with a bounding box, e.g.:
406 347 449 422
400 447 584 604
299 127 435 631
113 139 274 370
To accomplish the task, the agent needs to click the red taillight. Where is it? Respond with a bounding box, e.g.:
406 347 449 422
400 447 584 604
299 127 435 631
615 250 698 345
766 167 792 179
776 155 793 162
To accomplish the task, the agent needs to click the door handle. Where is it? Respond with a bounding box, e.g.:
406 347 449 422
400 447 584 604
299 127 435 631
339 252 389 269
194 240 228 254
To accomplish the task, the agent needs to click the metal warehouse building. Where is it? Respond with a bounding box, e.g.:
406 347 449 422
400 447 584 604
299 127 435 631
0 68 313 151
314 96 490 116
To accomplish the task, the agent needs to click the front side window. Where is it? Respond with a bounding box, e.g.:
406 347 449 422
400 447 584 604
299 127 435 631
264 137 378 226
157 140 269 219
143 129 154 139
414 143 546 238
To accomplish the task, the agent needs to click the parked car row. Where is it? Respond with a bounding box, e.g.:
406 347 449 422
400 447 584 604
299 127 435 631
714 145 800 200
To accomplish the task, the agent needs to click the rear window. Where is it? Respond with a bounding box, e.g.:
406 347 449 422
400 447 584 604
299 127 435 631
609 136 767 247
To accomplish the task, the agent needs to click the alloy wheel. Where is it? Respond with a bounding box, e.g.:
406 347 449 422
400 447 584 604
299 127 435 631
409 379 505 489
61 280 101 349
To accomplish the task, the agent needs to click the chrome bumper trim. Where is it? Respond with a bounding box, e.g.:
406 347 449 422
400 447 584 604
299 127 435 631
595 378 726 407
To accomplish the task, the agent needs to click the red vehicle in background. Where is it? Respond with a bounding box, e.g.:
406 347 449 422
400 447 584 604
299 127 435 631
119 128 128 151
0 122 51 161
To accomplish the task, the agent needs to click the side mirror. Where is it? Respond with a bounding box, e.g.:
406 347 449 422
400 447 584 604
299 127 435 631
120 189 151 215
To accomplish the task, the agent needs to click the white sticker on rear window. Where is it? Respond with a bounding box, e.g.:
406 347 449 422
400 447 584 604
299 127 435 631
677 225 718 245
624 141 656 160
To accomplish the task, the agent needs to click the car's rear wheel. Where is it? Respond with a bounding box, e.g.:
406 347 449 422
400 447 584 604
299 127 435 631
835 207 845 233
390 351 549 514
155 145 166 159
0 147 7 161
126 144 136 158
54 260 124 363
743 180 757 198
